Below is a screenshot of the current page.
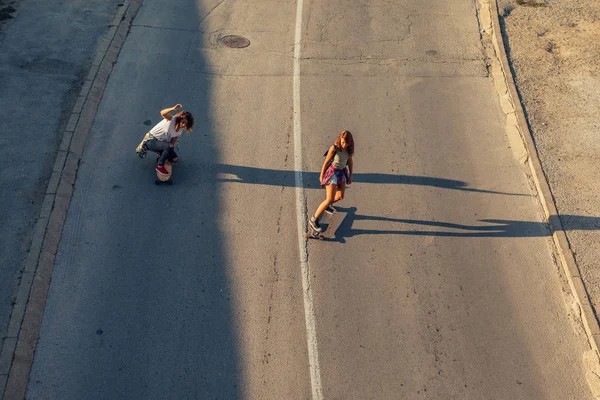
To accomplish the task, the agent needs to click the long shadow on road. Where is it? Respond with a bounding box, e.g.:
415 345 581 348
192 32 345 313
214 163 529 195
329 207 599 243
210 165 600 243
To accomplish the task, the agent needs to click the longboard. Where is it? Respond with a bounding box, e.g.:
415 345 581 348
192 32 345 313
306 208 345 241
155 160 173 185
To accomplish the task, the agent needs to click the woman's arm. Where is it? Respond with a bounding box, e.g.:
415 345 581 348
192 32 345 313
347 156 353 184
320 146 336 181
160 104 182 121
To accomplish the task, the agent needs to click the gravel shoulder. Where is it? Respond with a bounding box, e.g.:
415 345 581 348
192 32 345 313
497 0 600 322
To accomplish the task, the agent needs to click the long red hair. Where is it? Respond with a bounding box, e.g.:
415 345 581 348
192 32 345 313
334 130 354 156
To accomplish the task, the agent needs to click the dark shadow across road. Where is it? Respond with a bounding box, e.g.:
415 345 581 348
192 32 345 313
327 207 598 243
214 164 528 196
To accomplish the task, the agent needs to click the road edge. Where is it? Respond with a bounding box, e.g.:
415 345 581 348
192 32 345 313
0 1 143 398
487 0 600 395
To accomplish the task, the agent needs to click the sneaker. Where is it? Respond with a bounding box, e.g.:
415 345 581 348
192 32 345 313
309 217 322 232
325 205 337 214
137 150 147 159
156 164 169 175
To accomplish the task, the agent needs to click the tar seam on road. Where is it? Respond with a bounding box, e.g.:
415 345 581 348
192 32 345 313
293 0 324 398
0 1 143 399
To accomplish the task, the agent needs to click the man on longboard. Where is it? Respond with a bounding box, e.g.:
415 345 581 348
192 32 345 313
136 104 195 178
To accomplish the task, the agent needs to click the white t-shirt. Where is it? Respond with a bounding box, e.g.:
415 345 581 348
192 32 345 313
149 118 184 142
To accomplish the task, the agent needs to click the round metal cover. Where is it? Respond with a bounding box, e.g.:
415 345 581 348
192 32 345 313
221 35 250 49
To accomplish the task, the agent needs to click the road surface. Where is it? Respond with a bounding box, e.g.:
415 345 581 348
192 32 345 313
26 0 592 398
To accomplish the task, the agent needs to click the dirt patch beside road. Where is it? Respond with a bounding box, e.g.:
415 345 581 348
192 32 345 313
497 0 600 319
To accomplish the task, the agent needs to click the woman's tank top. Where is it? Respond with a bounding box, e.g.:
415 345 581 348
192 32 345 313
332 148 350 169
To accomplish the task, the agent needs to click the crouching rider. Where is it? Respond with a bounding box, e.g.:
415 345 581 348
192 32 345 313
136 104 195 175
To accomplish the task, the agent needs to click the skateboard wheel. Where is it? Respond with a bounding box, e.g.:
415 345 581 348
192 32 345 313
155 179 160 185
167 180 173 185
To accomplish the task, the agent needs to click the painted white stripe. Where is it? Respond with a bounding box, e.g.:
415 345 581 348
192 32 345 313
293 0 324 398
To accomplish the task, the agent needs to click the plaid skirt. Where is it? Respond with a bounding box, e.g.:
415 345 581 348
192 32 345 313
320 164 349 188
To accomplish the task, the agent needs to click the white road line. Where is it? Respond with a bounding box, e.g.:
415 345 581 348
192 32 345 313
293 0 324 398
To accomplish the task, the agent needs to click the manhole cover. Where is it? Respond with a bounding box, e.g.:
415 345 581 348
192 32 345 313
221 35 250 49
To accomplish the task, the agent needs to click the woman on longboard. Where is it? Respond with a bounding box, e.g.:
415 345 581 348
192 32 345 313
309 130 354 232
137 104 195 175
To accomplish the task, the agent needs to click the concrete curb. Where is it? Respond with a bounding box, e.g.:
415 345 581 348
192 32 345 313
488 0 600 395
0 1 143 398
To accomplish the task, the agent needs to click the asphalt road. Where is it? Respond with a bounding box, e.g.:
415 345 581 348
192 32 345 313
26 0 592 399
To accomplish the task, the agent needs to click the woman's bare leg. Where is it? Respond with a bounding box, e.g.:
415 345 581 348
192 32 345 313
314 184 337 219
332 182 346 204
